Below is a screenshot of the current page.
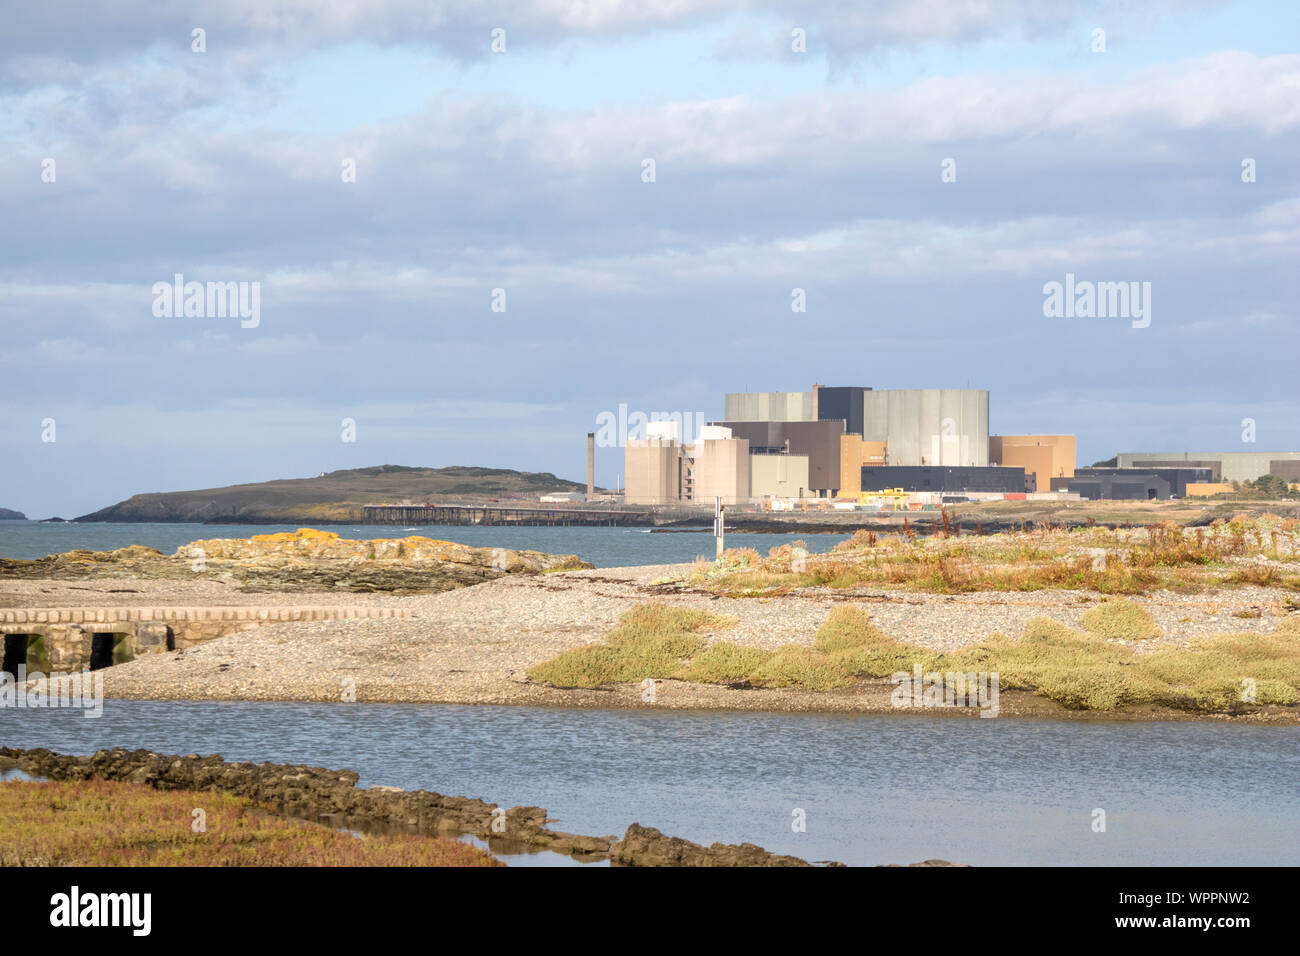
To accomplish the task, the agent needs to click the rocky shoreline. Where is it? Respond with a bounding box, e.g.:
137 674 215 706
4 531 1298 723
0 747 879 866
0 528 591 592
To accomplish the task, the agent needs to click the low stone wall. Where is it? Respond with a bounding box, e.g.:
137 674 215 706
0 606 412 672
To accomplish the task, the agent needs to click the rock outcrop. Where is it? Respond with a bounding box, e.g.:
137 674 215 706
610 823 820 867
0 528 592 592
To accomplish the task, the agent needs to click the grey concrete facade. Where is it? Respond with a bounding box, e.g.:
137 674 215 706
862 389 989 467
1116 451 1300 483
724 390 814 423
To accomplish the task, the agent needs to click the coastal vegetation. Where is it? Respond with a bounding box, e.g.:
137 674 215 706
1 750 822 867
527 603 738 687
528 602 1300 714
686 516 1300 597
0 778 501 866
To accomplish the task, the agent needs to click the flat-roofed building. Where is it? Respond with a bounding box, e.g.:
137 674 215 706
716 419 846 496
990 435 1076 495
625 438 683 505
1069 474 1172 500
1077 466 1211 498
751 452 810 498
1115 451 1300 484
624 426 750 505
690 430 750 504
1185 482 1235 497
860 465 1026 494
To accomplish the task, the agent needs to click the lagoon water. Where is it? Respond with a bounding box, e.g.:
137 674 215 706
3 701 1297 866
0 520 849 567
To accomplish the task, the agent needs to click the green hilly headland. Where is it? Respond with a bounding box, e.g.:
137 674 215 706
74 464 590 523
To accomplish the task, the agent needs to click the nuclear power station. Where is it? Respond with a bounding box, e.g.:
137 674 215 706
624 383 1076 505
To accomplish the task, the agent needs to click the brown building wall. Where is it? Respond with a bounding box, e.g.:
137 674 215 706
717 420 845 494
625 439 682 504
861 441 887 466
990 435 1076 494
1185 483 1235 497
692 438 750 504
839 434 862 498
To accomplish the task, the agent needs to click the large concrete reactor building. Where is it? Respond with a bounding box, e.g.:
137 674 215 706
861 389 989 467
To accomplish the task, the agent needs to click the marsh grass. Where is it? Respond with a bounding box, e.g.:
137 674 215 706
673 641 772 683
1080 598 1162 640
526 603 738 687
528 602 1300 714
749 646 851 691
0 779 501 866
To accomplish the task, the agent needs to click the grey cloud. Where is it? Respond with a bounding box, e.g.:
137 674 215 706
0 0 1219 83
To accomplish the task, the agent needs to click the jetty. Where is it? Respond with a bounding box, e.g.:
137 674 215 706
361 504 679 527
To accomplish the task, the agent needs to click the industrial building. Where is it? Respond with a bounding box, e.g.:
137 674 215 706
860 466 1027 495
750 451 810 498
723 390 815 423
715 419 846 496
1115 452 1300 484
1069 473 1172 501
624 422 751 505
1073 466 1212 499
724 386 993 471
619 382 1300 504
627 381 1080 503
861 389 989 467
990 435 1075 494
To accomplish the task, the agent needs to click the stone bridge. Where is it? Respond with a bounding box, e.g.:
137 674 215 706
0 606 412 675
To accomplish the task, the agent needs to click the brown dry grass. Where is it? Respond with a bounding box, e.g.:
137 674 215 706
0 778 501 866
687 517 1300 597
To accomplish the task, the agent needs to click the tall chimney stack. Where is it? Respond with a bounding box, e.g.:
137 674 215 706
587 432 595 500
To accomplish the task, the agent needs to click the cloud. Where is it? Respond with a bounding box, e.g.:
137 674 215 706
2 2 1296 518
0 0 1217 83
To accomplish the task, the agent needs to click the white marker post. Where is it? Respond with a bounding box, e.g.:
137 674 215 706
714 495 725 560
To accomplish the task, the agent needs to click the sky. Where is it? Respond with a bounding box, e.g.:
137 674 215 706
1 0 1298 518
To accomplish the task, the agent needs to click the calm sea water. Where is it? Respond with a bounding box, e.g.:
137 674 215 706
3 702 1296 867
0 520 848 568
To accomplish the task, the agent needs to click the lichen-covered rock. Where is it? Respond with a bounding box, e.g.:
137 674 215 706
182 528 569 573
0 529 592 592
